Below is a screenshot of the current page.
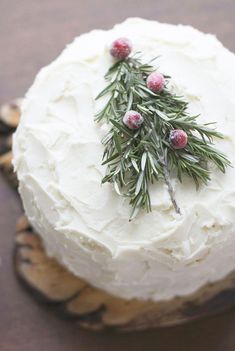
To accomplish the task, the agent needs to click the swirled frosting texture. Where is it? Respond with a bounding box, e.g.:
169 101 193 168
13 18 235 301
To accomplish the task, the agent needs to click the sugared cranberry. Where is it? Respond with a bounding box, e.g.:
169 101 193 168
110 38 132 60
170 129 188 149
123 110 144 130
146 72 165 93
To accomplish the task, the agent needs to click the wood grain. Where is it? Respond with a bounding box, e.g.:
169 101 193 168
1 0 235 350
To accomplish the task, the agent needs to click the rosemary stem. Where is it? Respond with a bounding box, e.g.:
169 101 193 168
161 156 181 215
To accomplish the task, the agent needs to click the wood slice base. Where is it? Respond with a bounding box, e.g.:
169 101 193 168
2 99 235 331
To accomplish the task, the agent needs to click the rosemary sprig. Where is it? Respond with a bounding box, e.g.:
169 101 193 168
95 55 230 220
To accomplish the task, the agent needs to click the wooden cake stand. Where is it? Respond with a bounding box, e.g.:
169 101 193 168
1 99 235 331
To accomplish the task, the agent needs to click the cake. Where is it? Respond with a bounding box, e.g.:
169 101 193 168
12 18 235 307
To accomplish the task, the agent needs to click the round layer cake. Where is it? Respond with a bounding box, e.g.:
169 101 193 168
13 18 235 302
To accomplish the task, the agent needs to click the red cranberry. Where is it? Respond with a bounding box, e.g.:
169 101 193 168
123 110 144 130
146 72 165 93
170 129 188 149
110 38 132 60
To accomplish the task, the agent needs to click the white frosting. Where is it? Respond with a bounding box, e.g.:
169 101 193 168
13 18 235 301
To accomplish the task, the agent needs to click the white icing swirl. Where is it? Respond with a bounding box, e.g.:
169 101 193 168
13 18 235 301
